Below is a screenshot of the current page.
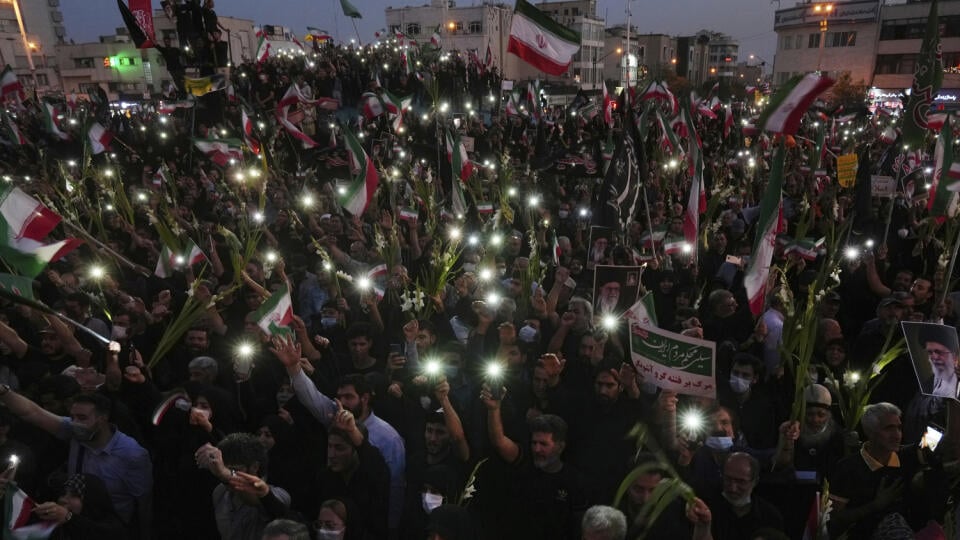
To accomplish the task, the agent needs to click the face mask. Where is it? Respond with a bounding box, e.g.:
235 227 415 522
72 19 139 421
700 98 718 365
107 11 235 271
518 325 539 343
422 492 444 513
276 391 295 406
320 317 338 329
558 210 570 219
111 326 128 340
705 436 734 451
71 422 97 442
729 375 751 394
722 491 751 508
315 528 345 540
446 365 460 378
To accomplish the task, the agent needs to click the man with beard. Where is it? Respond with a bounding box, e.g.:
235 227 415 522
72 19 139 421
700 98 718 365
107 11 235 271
775 384 845 480
281 347 406 536
596 281 621 314
707 452 783 540
479 386 587 539
0 390 152 536
567 360 644 503
917 324 960 399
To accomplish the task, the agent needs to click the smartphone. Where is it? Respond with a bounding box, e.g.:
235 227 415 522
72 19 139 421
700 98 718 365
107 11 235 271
922 424 944 452
725 255 742 266
389 343 403 356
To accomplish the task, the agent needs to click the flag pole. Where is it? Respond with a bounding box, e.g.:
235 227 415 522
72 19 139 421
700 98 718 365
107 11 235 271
0 287 111 347
881 149 906 247
61 220 152 277
937 220 960 311
641 182 659 266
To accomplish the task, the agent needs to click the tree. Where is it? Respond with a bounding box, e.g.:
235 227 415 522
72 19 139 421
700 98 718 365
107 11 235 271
828 72 867 108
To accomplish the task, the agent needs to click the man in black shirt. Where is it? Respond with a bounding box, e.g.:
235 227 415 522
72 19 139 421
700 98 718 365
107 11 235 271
155 36 185 95
708 452 783 540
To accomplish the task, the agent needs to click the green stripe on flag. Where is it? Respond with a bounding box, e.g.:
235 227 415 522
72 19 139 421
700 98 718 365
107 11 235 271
514 0 580 44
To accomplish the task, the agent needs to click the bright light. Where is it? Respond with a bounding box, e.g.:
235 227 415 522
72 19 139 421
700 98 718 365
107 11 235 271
449 227 462 240
490 234 503 246
104 169 114 177
265 251 278 263
67 160 76 167
849 371 861 383
601 314 618 330
302 194 315 207
479 268 493 281
105 204 114 211
528 195 540 208
322 261 333 271
507 187 517 197
864 239 875 249
88 266 105 280
468 234 479 246
357 276 371 290
237 343 254 358
486 292 501 306
681 243 692 254
485 362 503 379
136 192 147 202
844 246 860 260
252 212 264 222
579 208 589 217
681 409 705 434
175 255 186 265
440 102 449 113
424 360 442 377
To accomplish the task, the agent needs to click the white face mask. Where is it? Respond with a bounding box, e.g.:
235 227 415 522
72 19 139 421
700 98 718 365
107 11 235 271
705 436 734 451
422 492 443 513
518 325 538 343
315 527 345 540
729 375 751 394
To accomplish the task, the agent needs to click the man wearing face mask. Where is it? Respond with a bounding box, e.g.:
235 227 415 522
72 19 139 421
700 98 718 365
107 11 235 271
0 389 153 537
774 384 846 480
719 353 784 453
707 452 783 540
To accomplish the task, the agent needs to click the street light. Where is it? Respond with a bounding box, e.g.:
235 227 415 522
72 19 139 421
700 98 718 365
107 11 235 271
1 0 38 88
592 47 623 90
813 3 834 72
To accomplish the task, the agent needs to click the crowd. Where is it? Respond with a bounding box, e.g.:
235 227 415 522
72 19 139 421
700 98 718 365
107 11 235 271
0 7 959 540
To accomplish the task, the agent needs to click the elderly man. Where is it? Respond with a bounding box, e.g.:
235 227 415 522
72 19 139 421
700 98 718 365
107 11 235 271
596 281 621 314
708 452 783 540
917 324 960 399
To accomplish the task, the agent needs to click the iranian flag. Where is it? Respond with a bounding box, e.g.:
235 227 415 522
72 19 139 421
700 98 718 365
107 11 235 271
684 108 706 256
446 129 474 182
929 116 959 219
0 186 82 278
339 128 379 216
193 138 243 166
625 292 658 328
255 31 270 63
42 102 69 141
306 27 331 42
87 122 113 154
2 112 26 146
154 238 206 278
3 482 57 539
744 144 786 316
275 84 320 148
507 0 581 76
241 110 260 155
430 25 441 48
0 65 24 102
252 284 294 337
759 73 834 135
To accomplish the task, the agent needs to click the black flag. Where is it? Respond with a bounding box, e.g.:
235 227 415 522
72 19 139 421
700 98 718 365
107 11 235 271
117 0 151 48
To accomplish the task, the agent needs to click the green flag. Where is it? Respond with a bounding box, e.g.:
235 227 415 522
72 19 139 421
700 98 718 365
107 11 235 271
901 0 942 150
0 273 34 301
340 0 361 18
929 116 958 218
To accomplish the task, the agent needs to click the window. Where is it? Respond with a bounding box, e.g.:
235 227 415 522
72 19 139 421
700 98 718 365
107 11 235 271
389 25 401 34
35 74 48 86
452 21 463 32
74 57 94 68
119 57 136 66
808 33 821 48
780 35 792 50
572 7 580 15
406 23 420 35
638 45 645 60
469 21 482 33
795 35 803 49
825 31 856 47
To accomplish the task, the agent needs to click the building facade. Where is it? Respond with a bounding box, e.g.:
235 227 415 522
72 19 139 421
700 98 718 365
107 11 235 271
603 26 676 89
0 0 65 93
772 0 960 111
55 11 254 100
772 0 880 87
385 0 603 91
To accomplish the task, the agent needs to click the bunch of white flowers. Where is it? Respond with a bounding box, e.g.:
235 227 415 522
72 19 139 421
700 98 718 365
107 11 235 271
399 289 426 313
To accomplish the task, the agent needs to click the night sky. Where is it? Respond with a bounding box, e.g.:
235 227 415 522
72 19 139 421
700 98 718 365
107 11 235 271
62 0 778 71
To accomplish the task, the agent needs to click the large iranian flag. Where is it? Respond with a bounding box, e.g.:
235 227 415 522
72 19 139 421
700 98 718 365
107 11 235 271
759 73 834 135
0 186 82 278
507 0 580 76
255 31 270 63
445 129 474 182
744 145 785 316
42 102 69 141
87 122 113 154
929 115 959 219
155 238 206 278
683 107 705 255
339 128 379 216
252 284 294 337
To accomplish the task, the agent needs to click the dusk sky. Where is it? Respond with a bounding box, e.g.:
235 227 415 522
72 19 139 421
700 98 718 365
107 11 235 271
63 0 779 70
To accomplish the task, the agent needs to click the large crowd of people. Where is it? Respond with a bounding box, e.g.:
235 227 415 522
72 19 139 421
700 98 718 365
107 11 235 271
0 5 958 539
